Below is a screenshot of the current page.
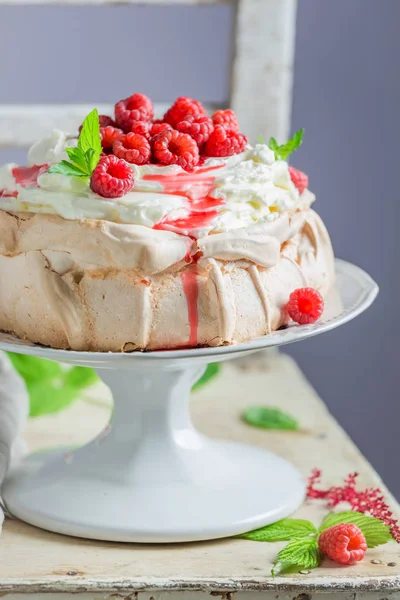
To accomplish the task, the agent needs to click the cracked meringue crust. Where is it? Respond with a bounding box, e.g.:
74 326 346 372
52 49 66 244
0 206 334 351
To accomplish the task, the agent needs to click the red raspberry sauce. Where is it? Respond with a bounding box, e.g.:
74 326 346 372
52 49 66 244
12 165 48 188
147 163 227 347
180 269 199 347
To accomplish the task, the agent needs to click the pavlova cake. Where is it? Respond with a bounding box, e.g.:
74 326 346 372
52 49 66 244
0 93 334 351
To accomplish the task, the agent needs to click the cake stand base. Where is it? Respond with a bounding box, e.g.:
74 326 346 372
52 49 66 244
3 364 304 543
0 261 379 543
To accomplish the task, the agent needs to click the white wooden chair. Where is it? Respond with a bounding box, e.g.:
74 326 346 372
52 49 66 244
0 0 297 150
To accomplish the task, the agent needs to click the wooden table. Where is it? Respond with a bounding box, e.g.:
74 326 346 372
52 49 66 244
0 352 398 599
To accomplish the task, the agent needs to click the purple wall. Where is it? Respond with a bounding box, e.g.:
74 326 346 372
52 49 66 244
0 0 399 496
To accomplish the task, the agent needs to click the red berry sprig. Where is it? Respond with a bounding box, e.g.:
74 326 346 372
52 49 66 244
307 469 400 543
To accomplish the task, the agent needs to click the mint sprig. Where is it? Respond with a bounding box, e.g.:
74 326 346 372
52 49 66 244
242 406 298 430
239 510 395 576
48 108 102 179
269 128 304 161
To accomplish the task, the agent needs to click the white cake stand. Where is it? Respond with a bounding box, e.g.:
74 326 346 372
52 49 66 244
0 259 378 543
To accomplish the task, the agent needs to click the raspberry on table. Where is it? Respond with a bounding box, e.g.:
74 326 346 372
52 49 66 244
100 126 123 151
163 96 207 128
152 129 199 171
319 523 367 565
289 166 309 194
286 287 324 325
150 122 172 137
115 93 154 132
211 109 239 132
113 133 151 165
204 125 248 157
90 155 134 199
177 114 214 147
131 120 151 139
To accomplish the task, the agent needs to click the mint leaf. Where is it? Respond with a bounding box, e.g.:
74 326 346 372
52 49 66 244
272 536 321 576
258 134 266 144
78 108 102 168
320 511 393 548
268 136 279 154
65 147 90 174
48 160 89 178
49 108 102 179
269 128 304 161
192 363 220 391
239 518 316 542
85 148 98 174
243 406 298 430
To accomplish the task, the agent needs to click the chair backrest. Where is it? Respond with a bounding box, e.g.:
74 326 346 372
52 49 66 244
0 0 297 151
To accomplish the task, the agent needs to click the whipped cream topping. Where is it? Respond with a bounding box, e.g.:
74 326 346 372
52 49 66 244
0 132 313 238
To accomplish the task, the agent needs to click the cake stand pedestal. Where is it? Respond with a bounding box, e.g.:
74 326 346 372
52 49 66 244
0 259 378 543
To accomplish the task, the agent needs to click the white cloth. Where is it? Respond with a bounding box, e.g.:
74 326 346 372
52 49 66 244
0 352 30 530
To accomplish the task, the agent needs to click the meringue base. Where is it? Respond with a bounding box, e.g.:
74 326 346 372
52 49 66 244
0 209 334 351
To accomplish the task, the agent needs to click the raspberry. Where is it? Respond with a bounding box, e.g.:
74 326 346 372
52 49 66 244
90 155 134 198
177 114 214 147
163 96 207 128
286 287 324 325
319 524 367 565
212 109 239 132
79 114 115 133
115 93 154 132
130 120 151 139
151 122 172 137
153 129 199 171
100 126 123 151
289 166 309 194
204 125 248 157
99 114 116 128
113 133 151 165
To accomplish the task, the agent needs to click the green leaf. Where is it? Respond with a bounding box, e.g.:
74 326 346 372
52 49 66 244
65 147 90 174
7 353 62 381
78 108 102 169
65 366 98 389
258 134 266 144
48 160 89 178
268 136 279 154
272 536 321 576
49 108 102 179
242 406 299 430
8 354 98 417
192 363 220 391
239 518 317 542
320 511 393 548
27 380 78 417
269 128 304 161
85 148 98 174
